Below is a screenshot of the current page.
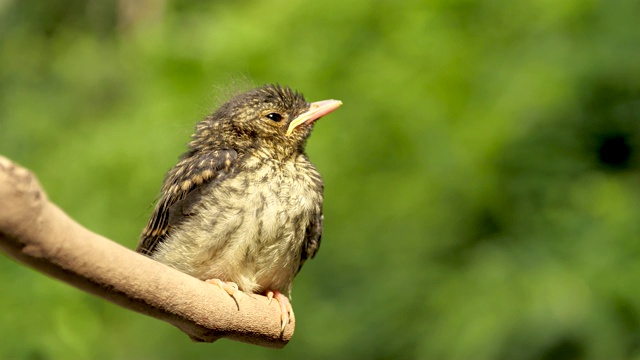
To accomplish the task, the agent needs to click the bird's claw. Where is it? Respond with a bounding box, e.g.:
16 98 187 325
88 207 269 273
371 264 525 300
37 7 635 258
206 279 240 301
265 290 293 331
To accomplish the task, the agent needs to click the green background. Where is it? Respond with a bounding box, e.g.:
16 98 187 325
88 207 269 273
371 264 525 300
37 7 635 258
2 0 640 359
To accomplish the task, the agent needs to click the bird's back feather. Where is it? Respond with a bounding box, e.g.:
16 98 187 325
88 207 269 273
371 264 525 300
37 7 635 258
137 149 237 255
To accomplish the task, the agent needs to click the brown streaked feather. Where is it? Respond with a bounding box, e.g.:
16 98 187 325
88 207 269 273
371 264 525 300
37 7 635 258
298 213 323 273
137 149 237 255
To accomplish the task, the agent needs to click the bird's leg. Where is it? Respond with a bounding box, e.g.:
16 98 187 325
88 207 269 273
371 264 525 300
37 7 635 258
205 278 240 301
265 290 294 331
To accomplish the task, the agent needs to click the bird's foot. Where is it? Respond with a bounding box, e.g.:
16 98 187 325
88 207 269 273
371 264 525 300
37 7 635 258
205 279 240 302
265 290 294 331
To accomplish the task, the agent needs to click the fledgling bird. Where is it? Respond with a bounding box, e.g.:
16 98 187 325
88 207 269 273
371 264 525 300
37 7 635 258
136 84 342 330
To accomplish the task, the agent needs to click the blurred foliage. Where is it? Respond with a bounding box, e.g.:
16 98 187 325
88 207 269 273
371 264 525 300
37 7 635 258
1 0 640 359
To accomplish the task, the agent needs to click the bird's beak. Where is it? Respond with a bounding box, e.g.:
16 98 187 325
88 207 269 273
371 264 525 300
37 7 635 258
286 99 342 136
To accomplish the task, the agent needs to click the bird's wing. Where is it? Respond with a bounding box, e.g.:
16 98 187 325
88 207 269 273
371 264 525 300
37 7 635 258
298 213 323 273
136 149 237 255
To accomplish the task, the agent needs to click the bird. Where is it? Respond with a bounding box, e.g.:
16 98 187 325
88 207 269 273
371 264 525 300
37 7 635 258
136 84 342 330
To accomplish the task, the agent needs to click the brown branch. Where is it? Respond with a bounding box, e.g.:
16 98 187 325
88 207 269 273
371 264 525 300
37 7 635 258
0 155 292 348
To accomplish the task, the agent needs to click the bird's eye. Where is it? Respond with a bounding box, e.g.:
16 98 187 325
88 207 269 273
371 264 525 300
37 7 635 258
265 113 283 122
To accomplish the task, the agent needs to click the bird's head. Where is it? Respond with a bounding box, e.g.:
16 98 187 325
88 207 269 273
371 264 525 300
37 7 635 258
195 84 342 157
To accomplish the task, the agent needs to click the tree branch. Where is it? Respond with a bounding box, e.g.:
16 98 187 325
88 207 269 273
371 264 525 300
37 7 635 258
0 156 292 348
